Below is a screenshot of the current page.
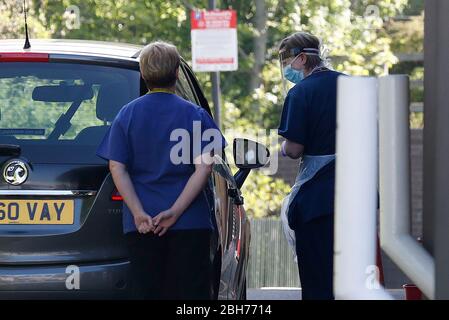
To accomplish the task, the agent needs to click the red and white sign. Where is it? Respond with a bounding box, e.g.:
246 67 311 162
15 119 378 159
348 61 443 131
191 10 238 72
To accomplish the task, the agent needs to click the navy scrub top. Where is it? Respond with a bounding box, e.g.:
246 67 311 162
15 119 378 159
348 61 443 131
278 70 344 226
97 92 226 234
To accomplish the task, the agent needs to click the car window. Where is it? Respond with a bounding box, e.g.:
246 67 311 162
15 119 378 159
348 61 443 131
181 64 213 116
0 62 140 164
176 65 199 104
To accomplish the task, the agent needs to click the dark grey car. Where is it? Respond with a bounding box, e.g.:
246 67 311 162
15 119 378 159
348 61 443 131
0 39 268 299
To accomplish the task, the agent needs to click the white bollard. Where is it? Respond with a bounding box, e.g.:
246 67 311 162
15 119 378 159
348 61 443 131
334 76 391 300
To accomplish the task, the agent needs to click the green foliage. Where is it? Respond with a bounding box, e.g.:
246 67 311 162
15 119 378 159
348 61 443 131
221 100 290 218
0 0 50 38
241 171 291 218
402 0 424 15
32 0 191 51
389 13 423 54
410 112 423 129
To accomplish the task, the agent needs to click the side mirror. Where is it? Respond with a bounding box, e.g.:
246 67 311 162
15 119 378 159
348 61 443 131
233 138 270 189
233 138 270 170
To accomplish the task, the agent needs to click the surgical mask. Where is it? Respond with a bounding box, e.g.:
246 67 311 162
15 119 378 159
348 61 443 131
283 64 304 84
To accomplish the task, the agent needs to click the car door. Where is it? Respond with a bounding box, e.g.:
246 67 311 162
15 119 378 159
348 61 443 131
181 63 249 300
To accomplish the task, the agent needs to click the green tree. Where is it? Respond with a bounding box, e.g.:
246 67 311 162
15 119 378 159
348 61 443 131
0 0 50 39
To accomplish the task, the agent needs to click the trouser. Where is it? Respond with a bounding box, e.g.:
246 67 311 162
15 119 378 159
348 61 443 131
125 229 213 300
294 214 334 300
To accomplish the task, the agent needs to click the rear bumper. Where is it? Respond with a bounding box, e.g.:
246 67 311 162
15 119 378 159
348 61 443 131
0 260 131 299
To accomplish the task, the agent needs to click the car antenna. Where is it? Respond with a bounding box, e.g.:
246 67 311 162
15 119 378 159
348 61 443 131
23 0 31 49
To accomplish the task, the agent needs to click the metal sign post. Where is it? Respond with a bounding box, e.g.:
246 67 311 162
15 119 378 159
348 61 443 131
209 0 221 129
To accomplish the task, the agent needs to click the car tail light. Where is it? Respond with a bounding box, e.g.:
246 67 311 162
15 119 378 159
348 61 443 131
111 188 123 201
0 52 49 62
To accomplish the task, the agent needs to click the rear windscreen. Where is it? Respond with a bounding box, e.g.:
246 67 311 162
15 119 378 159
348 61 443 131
0 62 140 164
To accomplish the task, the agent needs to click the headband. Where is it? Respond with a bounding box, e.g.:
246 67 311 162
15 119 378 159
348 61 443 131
280 47 321 60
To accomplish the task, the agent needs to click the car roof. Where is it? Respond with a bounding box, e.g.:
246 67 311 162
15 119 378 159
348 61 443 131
0 39 142 60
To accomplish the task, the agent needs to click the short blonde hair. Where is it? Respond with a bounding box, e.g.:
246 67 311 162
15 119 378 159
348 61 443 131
139 41 180 89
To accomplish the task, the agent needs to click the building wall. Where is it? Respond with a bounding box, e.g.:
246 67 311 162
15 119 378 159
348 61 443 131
410 129 423 239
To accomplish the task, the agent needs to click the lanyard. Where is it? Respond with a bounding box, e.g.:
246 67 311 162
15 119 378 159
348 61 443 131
302 65 329 81
308 65 329 77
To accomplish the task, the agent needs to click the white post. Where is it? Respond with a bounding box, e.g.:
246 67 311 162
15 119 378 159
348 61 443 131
378 75 435 299
334 76 391 300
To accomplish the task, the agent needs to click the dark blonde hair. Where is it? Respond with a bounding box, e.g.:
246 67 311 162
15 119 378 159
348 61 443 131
139 41 181 89
279 32 322 70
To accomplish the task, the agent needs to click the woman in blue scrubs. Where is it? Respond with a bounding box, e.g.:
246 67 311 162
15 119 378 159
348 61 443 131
97 41 226 300
278 32 344 300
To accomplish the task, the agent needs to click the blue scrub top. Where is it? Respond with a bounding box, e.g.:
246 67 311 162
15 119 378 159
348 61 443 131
97 92 226 234
278 70 344 225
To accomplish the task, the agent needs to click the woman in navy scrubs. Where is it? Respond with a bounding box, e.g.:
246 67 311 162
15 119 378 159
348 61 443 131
97 41 226 300
278 32 344 300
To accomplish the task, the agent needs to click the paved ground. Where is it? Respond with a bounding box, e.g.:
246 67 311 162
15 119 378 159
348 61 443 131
248 288 405 300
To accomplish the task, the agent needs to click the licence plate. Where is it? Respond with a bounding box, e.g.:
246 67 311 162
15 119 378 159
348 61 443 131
0 200 74 225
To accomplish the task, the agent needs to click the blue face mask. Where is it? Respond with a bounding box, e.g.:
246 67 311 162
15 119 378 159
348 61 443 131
283 64 304 84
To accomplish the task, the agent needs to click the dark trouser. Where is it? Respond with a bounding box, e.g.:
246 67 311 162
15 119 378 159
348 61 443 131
294 214 334 300
125 229 213 300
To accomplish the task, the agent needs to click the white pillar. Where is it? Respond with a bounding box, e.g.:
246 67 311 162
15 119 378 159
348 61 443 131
334 76 391 300
378 75 434 299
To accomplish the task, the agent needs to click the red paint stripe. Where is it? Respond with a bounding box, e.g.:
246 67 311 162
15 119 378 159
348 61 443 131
196 58 234 64
191 10 237 29
0 52 49 62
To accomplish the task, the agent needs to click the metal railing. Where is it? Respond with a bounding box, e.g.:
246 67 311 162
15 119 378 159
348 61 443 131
247 218 299 288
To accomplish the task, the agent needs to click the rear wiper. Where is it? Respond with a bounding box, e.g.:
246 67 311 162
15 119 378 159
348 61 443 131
0 144 21 157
